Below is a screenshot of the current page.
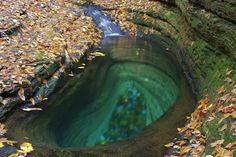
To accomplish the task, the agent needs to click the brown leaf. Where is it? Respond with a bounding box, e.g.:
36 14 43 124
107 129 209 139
180 145 192 156
215 146 234 157
226 141 236 150
223 105 236 113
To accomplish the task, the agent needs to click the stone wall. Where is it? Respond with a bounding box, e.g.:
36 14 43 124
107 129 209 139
130 0 236 96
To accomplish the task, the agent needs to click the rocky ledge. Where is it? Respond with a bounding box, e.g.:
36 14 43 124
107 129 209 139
0 0 101 118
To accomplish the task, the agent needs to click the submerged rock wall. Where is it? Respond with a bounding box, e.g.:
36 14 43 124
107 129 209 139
130 0 236 95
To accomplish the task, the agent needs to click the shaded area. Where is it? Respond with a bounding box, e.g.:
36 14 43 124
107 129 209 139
6 37 196 154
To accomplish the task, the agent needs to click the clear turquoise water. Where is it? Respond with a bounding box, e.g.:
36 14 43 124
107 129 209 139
8 37 189 148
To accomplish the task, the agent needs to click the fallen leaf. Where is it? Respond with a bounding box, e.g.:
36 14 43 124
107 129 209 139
68 73 74 77
210 139 224 147
164 142 174 148
180 145 192 155
18 88 25 101
218 113 231 124
207 116 215 122
217 86 225 94
8 153 18 157
29 98 35 105
230 121 236 136
22 108 43 112
19 142 33 153
215 146 234 157
223 105 236 113
90 51 105 56
0 137 17 145
226 141 236 150
230 111 236 119
219 124 227 132
0 123 7 136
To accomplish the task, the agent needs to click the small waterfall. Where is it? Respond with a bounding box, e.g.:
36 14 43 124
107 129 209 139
83 5 125 37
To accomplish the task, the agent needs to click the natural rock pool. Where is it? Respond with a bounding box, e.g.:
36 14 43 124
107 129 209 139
5 6 197 157
6 36 196 152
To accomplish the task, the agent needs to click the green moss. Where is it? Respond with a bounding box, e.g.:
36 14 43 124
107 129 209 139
185 39 236 95
202 114 236 156
131 3 236 96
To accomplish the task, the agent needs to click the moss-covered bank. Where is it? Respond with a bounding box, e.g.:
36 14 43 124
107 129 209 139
129 0 236 96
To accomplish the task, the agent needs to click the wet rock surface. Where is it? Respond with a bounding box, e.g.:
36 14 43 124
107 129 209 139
0 146 17 157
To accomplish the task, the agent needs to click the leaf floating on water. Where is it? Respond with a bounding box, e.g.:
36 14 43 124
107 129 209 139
0 123 7 136
29 98 35 105
164 142 174 148
68 73 74 77
90 52 106 57
22 107 43 112
8 153 18 157
0 142 4 148
78 66 85 69
0 137 17 145
18 88 25 101
19 142 34 153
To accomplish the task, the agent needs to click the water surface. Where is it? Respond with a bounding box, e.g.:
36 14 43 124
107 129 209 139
6 36 195 150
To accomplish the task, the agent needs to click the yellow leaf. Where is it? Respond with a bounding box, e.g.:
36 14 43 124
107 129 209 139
177 128 182 131
230 111 236 119
19 142 34 153
180 145 192 155
219 124 227 132
8 153 18 157
0 142 4 148
164 142 174 148
218 114 231 124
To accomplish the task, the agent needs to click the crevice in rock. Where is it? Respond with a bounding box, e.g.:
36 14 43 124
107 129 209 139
129 9 177 32
189 0 236 24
